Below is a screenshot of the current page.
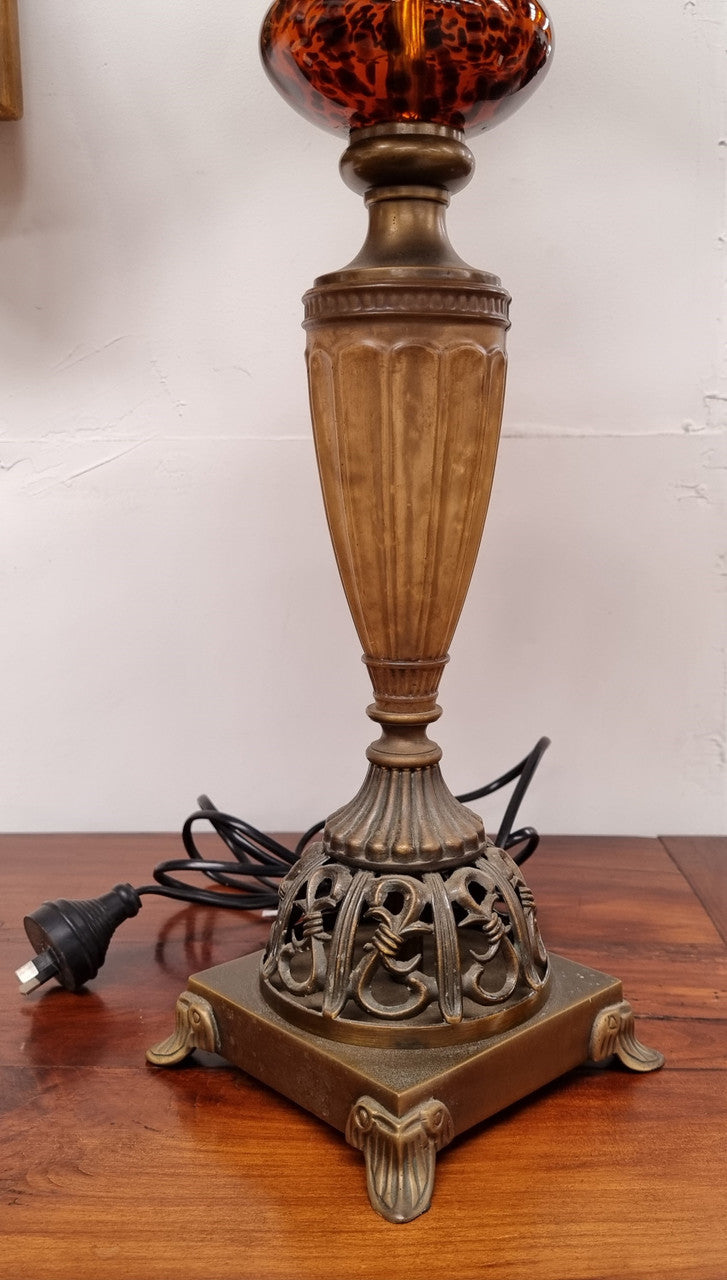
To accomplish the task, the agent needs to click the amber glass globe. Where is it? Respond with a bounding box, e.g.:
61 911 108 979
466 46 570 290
260 0 553 136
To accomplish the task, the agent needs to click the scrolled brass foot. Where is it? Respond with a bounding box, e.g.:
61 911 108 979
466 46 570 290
589 999 665 1073
345 1094 453 1223
146 991 220 1067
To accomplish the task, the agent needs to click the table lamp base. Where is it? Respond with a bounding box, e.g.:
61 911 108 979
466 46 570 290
147 951 663 1222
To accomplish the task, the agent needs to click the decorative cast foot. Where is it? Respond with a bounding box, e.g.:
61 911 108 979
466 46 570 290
589 1000 665 1073
345 1095 453 1223
146 991 220 1066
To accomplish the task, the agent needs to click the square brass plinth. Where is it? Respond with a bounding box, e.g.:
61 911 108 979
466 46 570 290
188 951 622 1139
146 952 658 1220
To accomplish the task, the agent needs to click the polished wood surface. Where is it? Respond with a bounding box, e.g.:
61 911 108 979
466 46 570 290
1 833 725 1280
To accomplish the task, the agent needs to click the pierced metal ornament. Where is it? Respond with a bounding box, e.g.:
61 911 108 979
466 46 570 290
260 838 549 1046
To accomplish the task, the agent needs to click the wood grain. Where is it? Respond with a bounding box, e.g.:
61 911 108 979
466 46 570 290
0 0 22 121
1 834 725 1280
661 836 727 943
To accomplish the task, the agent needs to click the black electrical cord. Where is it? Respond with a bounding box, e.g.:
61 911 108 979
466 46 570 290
15 737 550 994
457 734 551 869
135 804 299 911
137 735 551 913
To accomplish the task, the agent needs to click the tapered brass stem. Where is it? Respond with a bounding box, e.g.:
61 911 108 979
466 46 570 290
300 125 508 875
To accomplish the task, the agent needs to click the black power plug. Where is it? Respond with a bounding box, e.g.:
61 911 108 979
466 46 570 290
15 884 142 993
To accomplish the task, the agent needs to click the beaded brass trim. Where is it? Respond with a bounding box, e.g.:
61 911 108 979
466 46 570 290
304 283 510 326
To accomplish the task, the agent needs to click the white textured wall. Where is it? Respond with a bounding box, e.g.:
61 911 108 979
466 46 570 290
1 1 725 835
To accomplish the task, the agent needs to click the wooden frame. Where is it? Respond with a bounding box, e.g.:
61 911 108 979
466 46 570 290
0 0 22 120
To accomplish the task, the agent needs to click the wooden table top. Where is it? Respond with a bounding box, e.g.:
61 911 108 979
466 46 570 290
1 833 725 1280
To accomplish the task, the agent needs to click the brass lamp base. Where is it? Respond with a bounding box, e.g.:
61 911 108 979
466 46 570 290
145 89 666 1225
147 952 663 1223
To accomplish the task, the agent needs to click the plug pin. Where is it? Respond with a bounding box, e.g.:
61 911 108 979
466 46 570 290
16 951 59 994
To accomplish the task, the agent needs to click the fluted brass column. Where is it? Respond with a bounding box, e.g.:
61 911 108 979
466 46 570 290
307 126 505 871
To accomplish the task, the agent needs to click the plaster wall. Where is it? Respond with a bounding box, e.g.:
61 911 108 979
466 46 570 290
1 0 725 835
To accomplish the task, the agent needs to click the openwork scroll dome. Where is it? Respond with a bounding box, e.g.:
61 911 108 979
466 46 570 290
261 837 549 1046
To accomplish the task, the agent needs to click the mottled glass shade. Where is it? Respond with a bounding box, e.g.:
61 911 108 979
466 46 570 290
260 0 553 136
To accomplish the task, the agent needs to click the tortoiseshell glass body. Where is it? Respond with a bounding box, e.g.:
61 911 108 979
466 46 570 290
260 0 553 136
